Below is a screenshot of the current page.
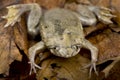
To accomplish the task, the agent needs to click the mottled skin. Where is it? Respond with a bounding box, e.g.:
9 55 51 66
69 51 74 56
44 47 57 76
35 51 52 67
2 3 114 76
41 9 85 57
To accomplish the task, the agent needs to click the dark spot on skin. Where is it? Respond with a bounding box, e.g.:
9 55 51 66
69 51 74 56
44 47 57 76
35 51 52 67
54 20 64 35
60 37 64 40
67 32 71 35
45 26 48 28
73 39 76 42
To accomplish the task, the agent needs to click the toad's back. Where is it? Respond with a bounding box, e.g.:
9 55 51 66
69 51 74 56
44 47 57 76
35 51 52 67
40 8 85 47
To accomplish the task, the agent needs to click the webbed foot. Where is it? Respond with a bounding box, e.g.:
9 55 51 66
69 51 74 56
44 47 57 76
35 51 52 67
2 3 41 29
83 61 98 78
89 61 98 77
28 60 42 75
91 6 116 24
28 41 45 75
2 4 27 27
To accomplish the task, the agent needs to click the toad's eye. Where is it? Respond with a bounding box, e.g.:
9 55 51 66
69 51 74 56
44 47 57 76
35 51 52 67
71 45 81 53
72 46 77 50
50 46 60 54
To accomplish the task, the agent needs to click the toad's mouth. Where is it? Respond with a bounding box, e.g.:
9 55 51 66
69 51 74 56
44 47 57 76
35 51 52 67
50 45 81 58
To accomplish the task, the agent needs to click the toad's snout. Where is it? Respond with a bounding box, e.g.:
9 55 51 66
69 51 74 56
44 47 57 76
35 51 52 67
50 46 81 58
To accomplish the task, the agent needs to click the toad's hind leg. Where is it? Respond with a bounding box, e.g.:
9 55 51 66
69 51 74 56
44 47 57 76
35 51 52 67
88 5 116 24
2 3 42 36
28 41 45 75
82 39 98 77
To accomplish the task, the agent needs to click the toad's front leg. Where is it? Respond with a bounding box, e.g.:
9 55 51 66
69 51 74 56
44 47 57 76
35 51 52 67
28 41 46 75
82 39 98 77
2 3 42 36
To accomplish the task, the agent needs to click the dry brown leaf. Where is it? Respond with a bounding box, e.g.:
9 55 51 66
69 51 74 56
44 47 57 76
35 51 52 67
87 29 120 78
90 0 110 6
0 1 28 75
84 23 107 36
76 0 91 4
110 0 120 11
88 29 120 64
24 0 66 9
36 52 90 80
64 2 78 11
105 60 120 80
0 0 21 9
0 19 22 75
13 17 28 55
